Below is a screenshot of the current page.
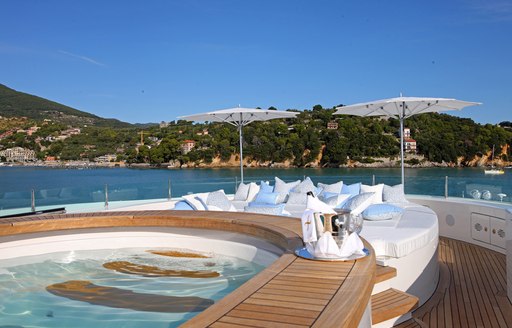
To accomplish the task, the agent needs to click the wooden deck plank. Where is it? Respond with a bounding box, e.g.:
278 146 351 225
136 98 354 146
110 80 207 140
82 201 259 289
371 288 418 324
209 322 246 328
257 287 333 300
262 282 335 295
463 240 501 328
375 265 397 284
217 315 309 328
268 277 340 289
452 238 472 327
411 237 512 328
243 297 326 312
235 303 320 319
227 309 315 326
249 293 330 306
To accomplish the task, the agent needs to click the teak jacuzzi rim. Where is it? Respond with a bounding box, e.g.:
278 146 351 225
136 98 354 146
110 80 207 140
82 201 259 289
0 210 376 328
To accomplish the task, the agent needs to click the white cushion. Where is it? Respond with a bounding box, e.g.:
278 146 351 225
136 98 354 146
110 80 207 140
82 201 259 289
287 191 308 205
341 192 375 215
208 204 237 212
362 204 403 221
234 183 250 201
318 181 343 194
382 184 408 203
206 190 233 211
182 193 209 210
293 177 316 194
274 177 300 193
361 184 384 204
324 193 351 208
247 183 260 202
244 203 286 215
361 205 438 258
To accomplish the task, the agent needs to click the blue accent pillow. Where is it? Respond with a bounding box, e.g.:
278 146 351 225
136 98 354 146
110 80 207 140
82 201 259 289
259 181 274 193
173 200 194 210
319 191 338 201
341 183 361 197
362 204 403 221
253 191 279 205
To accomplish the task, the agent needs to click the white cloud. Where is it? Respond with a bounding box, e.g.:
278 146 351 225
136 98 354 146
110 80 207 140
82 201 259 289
59 50 106 67
468 0 512 22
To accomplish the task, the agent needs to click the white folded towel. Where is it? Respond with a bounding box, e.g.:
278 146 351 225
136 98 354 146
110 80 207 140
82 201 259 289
314 231 342 258
306 195 336 214
301 209 318 243
313 212 325 239
339 232 366 258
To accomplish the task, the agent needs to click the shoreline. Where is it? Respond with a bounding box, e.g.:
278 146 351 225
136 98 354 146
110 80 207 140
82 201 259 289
1 161 510 170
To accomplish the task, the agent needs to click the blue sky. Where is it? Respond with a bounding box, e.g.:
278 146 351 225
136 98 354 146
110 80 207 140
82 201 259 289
1 0 511 124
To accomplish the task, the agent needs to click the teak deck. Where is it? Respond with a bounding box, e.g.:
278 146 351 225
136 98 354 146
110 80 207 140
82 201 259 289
0 210 376 328
397 237 512 328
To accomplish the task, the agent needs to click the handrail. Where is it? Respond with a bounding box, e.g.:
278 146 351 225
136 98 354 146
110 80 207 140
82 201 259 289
1 173 510 214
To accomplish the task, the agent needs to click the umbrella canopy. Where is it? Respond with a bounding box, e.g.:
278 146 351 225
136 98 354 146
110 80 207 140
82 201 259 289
179 107 298 182
335 96 481 185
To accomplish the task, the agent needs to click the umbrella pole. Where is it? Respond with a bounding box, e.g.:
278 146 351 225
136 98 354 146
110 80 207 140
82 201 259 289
239 124 244 183
400 105 405 185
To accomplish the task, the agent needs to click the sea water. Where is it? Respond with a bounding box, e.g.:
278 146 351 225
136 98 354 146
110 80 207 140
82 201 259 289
0 166 511 210
0 248 265 328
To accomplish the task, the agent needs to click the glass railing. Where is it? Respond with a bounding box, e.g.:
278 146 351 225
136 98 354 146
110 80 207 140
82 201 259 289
1 174 510 216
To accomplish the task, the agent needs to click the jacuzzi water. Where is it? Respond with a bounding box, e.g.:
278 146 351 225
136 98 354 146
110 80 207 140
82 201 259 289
0 247 266 327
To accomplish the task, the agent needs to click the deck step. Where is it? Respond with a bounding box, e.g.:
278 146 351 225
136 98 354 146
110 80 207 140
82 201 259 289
371 288 419 324
375 265 397 284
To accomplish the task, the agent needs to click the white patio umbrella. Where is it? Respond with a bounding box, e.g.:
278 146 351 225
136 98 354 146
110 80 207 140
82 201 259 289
179 107 298 182
335 96 481 185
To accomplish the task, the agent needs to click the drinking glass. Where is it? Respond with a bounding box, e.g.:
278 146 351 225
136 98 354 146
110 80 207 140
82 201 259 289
347 213 364 234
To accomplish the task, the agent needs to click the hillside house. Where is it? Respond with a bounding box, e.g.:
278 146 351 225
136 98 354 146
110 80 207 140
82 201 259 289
327 121 339 130
181 140 196 154
404 138 417 153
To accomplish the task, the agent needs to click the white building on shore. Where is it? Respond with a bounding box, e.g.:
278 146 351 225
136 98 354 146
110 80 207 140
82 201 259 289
0 147 36 162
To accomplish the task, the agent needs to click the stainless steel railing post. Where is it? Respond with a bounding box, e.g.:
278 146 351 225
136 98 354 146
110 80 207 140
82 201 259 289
31 189 35 212
104 184 109 209
445 176 448 198
168 178 172 200
372 175 375 186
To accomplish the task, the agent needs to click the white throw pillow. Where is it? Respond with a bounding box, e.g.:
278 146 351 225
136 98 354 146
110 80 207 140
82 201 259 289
293 177 316 194
274 177 300 193
360 184 384 204
324 193 351 208
382 184 408 203
206 190 233 211
318 181 343 194
234 183 250 201
341 192 375 215
182 192 209 210
287 191 308 205
247 183 260 202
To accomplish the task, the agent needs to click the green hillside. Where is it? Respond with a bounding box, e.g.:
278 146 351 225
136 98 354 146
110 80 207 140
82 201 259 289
0 84 131 128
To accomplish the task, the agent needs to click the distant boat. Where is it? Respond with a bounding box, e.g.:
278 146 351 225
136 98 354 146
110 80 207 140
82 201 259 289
484 145 505 175
484 168 505 175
